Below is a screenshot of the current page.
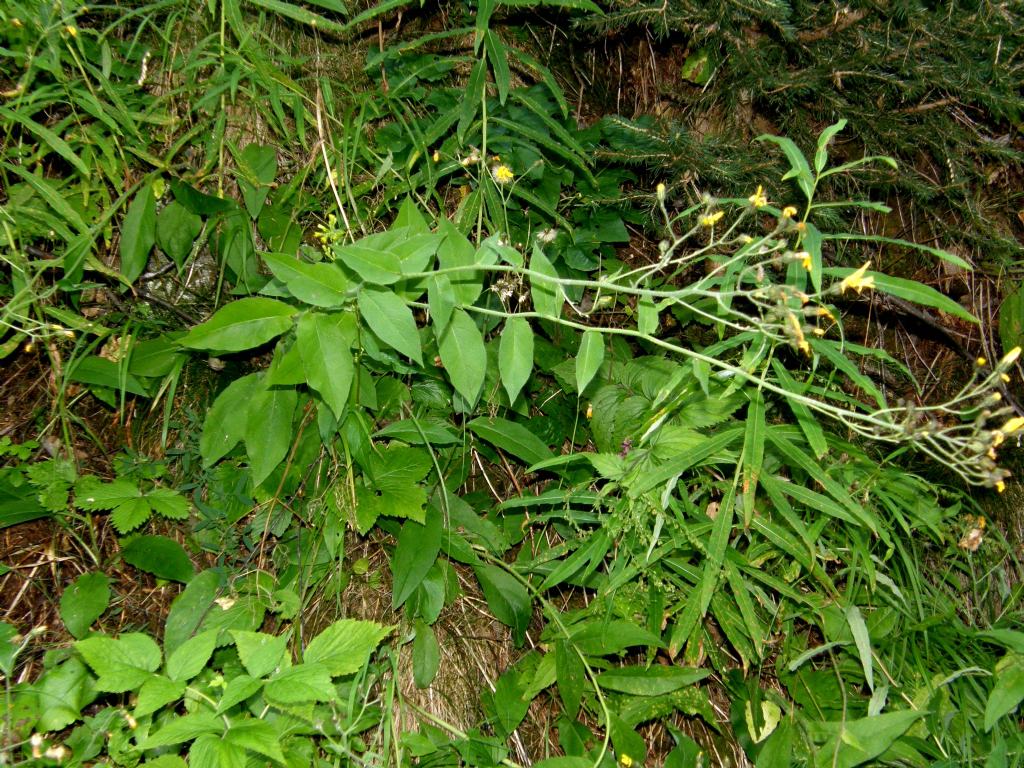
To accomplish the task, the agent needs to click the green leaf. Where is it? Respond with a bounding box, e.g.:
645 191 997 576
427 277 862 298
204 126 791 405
821 232 970 270
75 477 151 533
392 505 443 609
61 572 110 639
428 275 456 333
120 186 157 283
484 30 511 104
569 621 662 656
156 201 203 268
66 356 150 396
215 674 263 714
0 107 90 176
122 535 195 583
771 361 828 460
823 267 978 323
166 630 218 682
354 445 432 532
263 253 351 308
147 487 190 520
35 655 91 731
231 630 289 679
180 298 296 352
297 312 354 419
135 675 186 718
529 245 562 318
469 417 553 467
985 653 1024 731
499 316 534 403
141 712 221 749
222 719 286 764
437 218 483 305
575 330 604 394
459 58 486 144
596 666 710 696
359 288 423 365
236 144 277 218
303 619 391 676
474 564 530 645
555 641 585 719
741 392 766 525
264 662 335 704
814 119 847 173
334 244 403 284
412 621 441 688
756 133 814 201
438 308 486 405
812 709 925 768
200 374 262 466
846 605 874 691
247 0 347 34
244 386 297 487
75 633 162 692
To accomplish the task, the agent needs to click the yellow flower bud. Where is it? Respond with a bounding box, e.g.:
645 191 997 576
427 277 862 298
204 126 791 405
782 205 798 218
1001 346 1021 366
700 211 724 227
656 183 666 202
976 356 987 367
1001 416 1024 434
748 185 768 208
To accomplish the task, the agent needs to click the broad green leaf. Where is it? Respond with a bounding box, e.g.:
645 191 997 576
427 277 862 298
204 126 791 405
264 663 335 704
297 312 354 419
437 219 482 305
164 569 222 656
569 621 662 656
35 656 91 732
428 274 455 333
244 386 297 487
555 641 584 719
122 535 195 583
215 674 263 714
303 619 391 676
231 630 289 679
489 667 530 738
575 330 604 394
222 719 286 764
263 252 350 308
474 565 531 645
529 245 562 318
120 186 157 283
412 621 440 688
170 180 235 216
812 709 925 768
354 445 432 532
180 298 296 352
499 316 534 403
200 373 262 466
60 572 110 639
392 505 443 609
67 356 150 396
985 653 1024 731
156 201 202 267
236 143 277 218
166 631 218 682
438 308 486 405
75 633 162 692
469 417 553 467
596 666 710 696
359 288 423 365
637 295 658 335
135 675 186 718
147 487 190 520
823 267 979 323
334 244 402 284
141 712 221 748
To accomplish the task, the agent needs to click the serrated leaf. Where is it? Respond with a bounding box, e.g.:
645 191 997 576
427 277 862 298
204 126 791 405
359 288 423 365
75 633 162 692
499 316 533 403
135 675 186 718
297 312 354 419
180 298 296 352
141 712 221 749
122 535 195 583
166 630 218 682
231 630 289 679
264 662 335 704
147 487 190 520
61 572 110 639
303 619 391 676
438 308 486 405
223 719 286 764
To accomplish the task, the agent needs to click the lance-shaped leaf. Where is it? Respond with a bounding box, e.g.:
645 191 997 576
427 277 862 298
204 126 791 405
180 298 296 352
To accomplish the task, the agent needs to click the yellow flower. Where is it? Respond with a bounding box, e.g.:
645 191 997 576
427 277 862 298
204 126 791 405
1001 346 1021 366
432 150 440 162
787 313 810 356
619 755 633 768
976 356 987 367
748 185 768 208
491 164 514 185
782 205 798 218
996 480 1006 493
797 251 812 272
65 25 78 37
992 430 1005 448
12 17 22 27
700 210 724 227
1001 416 1024 434
839 262 874 294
